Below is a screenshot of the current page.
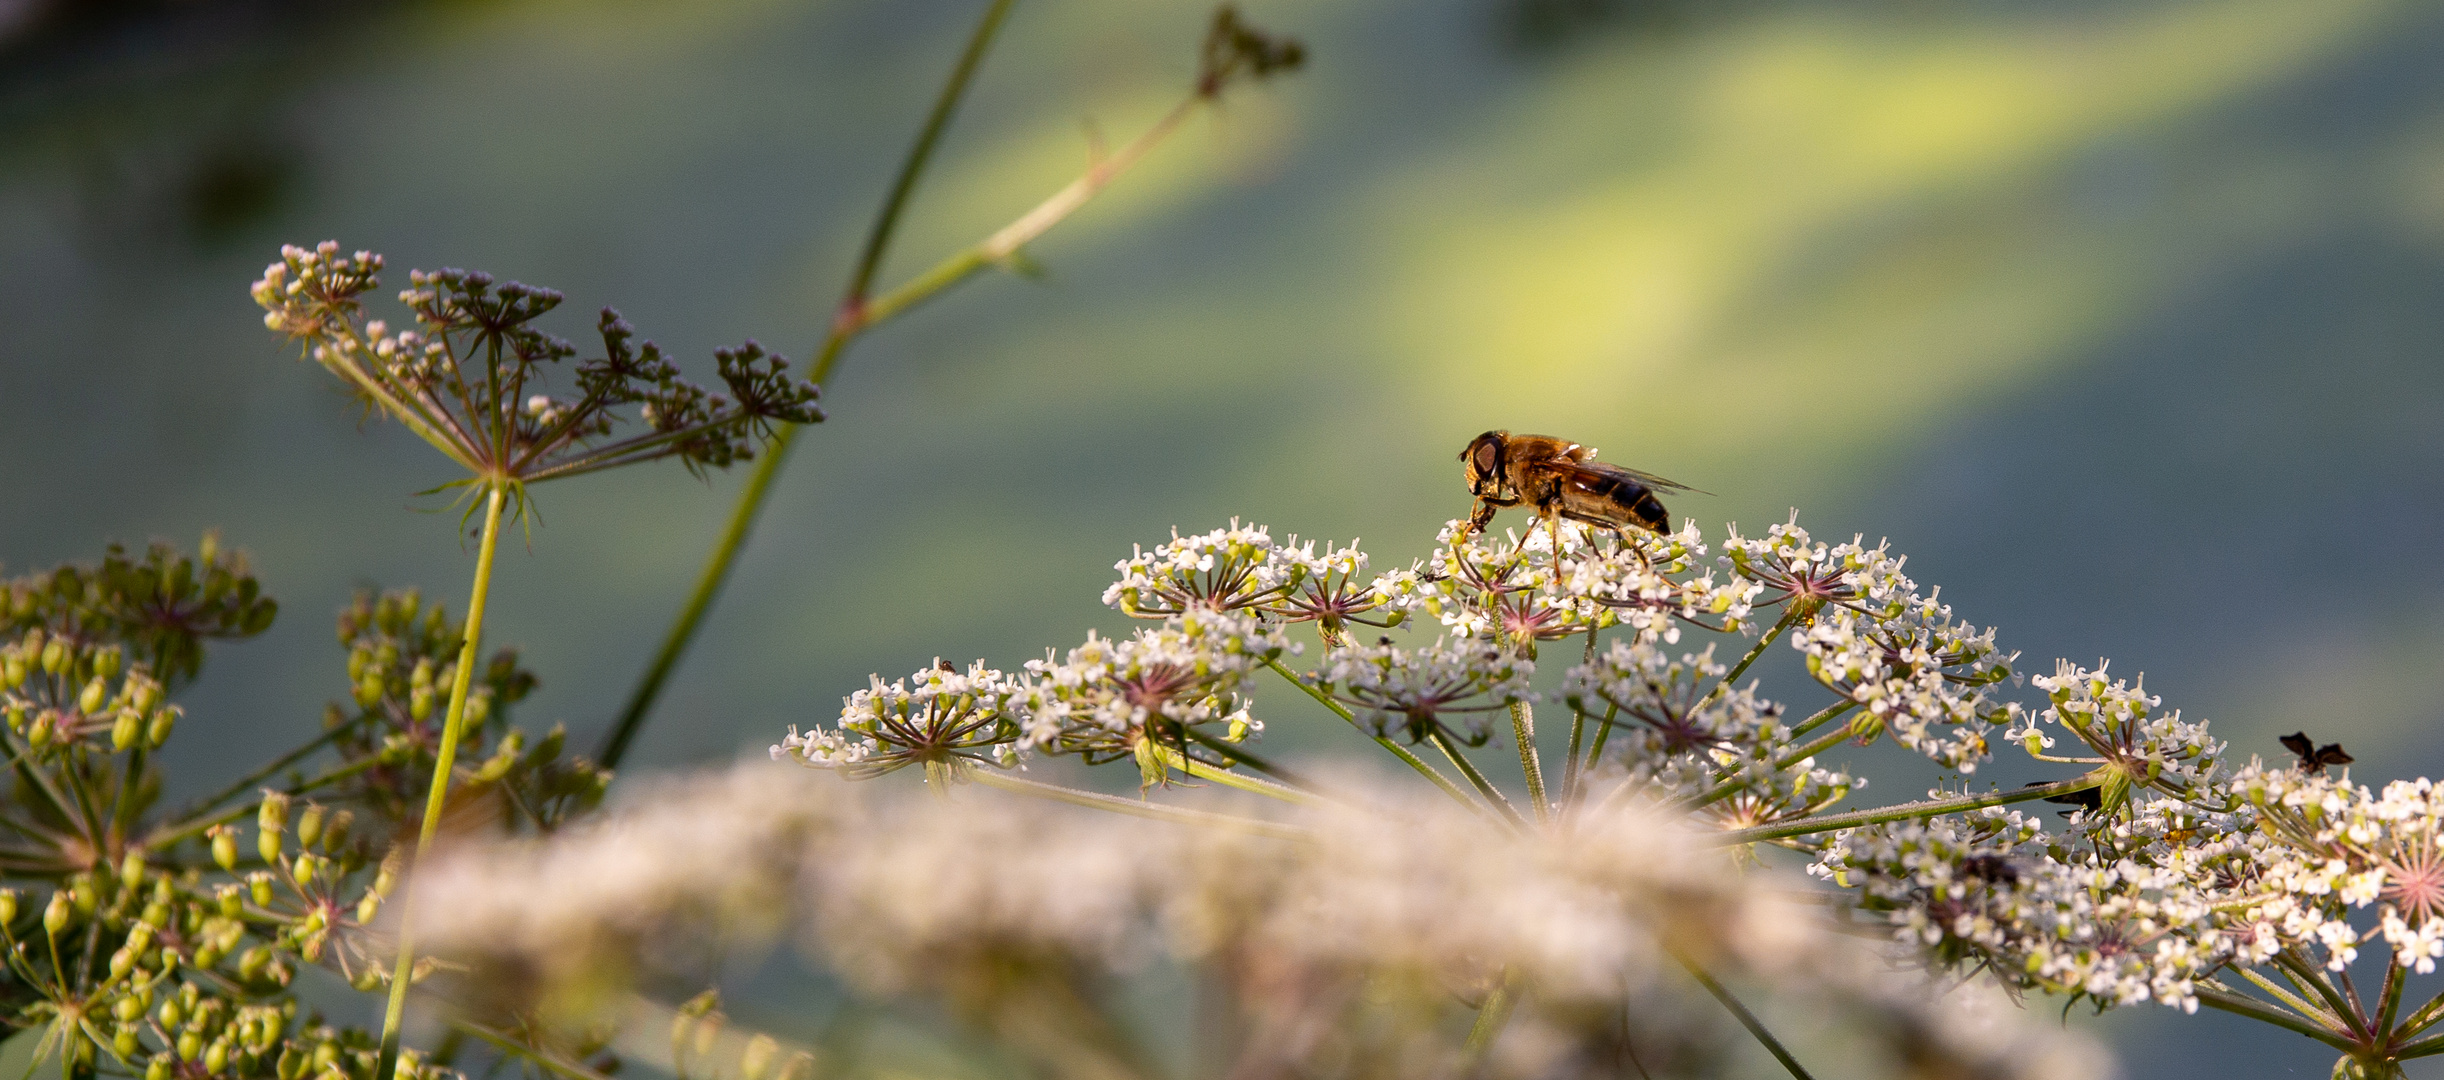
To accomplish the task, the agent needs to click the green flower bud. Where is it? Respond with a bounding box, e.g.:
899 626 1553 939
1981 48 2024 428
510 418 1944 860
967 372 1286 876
110 1026 137 1061
211 827 238 872
353 676 382 708
120 850 146 890
321 810 352 852
114 996 144 1022
146 1058 171 1080
0 888 17 925
205 1040 228 1075
3 700 23 730
355 892 381 925
216 885 241 917
41 638 67 674
310 1042 339 1072
111 709 140 752
146 707 177 748
158 1000 183 1030
408 686 434 722
776 1051 816 1080
108 947 134 978
239 947 270 981
70 875 99 915
295 804 325 850
249 872 274 906
740 1035 779 1080
292 853 317 885
94 646 122 680
175 1033 201 1063
346 646 369 685
28 708 55 748
44 890 71 933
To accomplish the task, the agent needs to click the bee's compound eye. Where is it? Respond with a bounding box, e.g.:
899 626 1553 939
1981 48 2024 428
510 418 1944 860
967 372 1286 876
1470 437 1501 478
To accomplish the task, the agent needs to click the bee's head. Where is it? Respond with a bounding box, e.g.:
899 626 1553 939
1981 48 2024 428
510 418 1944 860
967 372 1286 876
1461 430 1508 496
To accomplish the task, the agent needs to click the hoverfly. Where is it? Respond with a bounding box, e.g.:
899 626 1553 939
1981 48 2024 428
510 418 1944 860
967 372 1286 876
2279 731 2354 775
1457 431 1697 547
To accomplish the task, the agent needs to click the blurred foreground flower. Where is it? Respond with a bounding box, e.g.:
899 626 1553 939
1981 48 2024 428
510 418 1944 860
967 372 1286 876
413 765 2110 1080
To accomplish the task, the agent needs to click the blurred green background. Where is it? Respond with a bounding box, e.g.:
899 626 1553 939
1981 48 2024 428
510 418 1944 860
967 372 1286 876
5 0 2444 1073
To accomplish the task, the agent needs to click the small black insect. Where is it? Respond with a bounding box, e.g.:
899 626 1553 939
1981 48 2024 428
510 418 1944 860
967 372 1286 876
1959 853 2021 885
2025 780 2102 817
2279 732 2354 775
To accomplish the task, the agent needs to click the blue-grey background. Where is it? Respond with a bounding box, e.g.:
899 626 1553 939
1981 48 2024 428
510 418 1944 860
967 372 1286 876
5 0 2443 1074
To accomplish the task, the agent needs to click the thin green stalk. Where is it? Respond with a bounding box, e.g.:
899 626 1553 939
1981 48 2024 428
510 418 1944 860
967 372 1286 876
1704 604 1804 705
2278 949 2370 1041
2234 967 2345 1028
1429 730 1527 829
1147 743 1328 807
604 2 1217 766
1263 658 1479 813
171 721 354 826
1462 971 1522 1060
1182 727 1319 790
1560 635 1593 809
2195 987 2356 1052
378 483 507 1080
2393 987 2444 1040
1576 703 1618 803
109 745 146 840
142 758 381 851
600 0 1013 770
1509 700 1549 824
1672 949 1815 1080
964 769 1312 841
1710 774 2102 846
2379 958 2409 1045
1786 699 1857 740
455 1021 617 1080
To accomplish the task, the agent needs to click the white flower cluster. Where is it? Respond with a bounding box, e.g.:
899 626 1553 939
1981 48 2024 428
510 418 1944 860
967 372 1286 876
1020 609 1288 764
1793 604 2011 772
1311 636 1533 745
1720 512 1917 617
2238 766 2444 974
1563 641 1855 829
1102 520 1311 617
2023 660 2226 799
773 659 1029 778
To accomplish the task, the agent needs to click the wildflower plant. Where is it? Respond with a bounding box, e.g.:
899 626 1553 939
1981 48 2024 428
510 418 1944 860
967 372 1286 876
768 500 2444 1080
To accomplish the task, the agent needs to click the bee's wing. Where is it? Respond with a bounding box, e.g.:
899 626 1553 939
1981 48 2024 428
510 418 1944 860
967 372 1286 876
1565 460 1708 496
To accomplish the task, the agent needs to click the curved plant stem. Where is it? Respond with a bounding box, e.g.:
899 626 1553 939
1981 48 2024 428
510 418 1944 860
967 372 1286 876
1710 774 2102 846
1672 948 1816 1080
377 482 506 1080
964 769 1312 841
599 0 1014 770
1704 605 1803 705
1147 743 1330 806
1462 970 1523 1062
1428 730 1527 830
603 1 1224 768
1262 658 1480 813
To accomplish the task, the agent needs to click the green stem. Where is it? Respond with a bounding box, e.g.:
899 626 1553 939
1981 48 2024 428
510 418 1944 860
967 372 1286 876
1672 949 1815 1080
2195 987 2356 1052
599 427 796 769
377 482 507 1080
1263 658 1479 813
1462 971 1522 1060
1704 604 1803 705
964 770 1312 841
1710 775 2102 846
170 721 353 826
1510 700 1549 825
2278 949 2370 1041
142 758 380 851
1148 743 1327 806
1786 699 1858 740
1428 730 1527 830
1182 727 1318 790
604 5 1223 767
1575 703 1619 805
2378 958 2408 1046
2235 967 2345 1028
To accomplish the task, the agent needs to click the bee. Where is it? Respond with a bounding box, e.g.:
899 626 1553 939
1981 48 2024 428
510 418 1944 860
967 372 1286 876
1458 430 1696 546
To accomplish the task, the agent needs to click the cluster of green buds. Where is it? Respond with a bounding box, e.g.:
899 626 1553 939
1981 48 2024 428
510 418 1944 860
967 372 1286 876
2 631 179 756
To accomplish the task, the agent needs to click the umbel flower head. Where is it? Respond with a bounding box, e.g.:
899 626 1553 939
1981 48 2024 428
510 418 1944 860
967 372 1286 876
775 659 1029 780
253 242 821 503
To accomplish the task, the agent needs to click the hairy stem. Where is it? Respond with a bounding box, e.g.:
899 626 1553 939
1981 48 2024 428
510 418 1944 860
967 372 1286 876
2196 986 2357 1052
1510 700 1549 824
1704 604 1803 705
1429 730 1527 829
378 482 506 1080
1182 727 1320 790
1462 970 1523 1061
1710 774 2103 846
1147 742 1329 806
1672 948 1815 1080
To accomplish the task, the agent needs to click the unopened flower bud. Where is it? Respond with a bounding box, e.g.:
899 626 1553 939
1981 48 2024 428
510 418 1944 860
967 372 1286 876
210 827 238 872
295 804 325 850
239 946 271 981
28 709 55 748
41 638 67 674
119 851 146 890
111 709 140 751
321 810 353 852
739 1035 778 1080
205 1040 228 1074
146 707 177 748
43 890 70 933
114 996 144 1022
113 1027 138 1061
94 646 122 680
248 872 273 907
78 678 107 716
0 888 17 925
175 1033 201 1063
